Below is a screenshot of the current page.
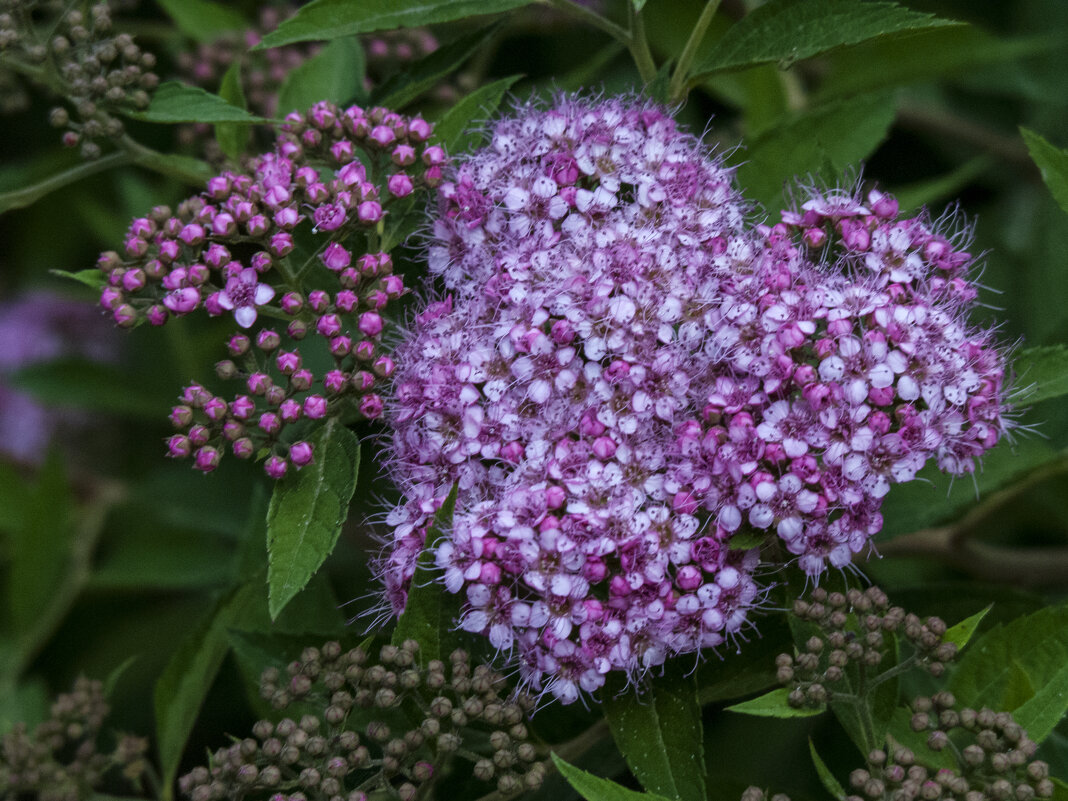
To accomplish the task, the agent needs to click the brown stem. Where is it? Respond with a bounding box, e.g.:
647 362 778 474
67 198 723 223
895 102 1037 173
878 452 1068 585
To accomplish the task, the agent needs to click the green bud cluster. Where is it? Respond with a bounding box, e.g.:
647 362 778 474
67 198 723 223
776 586 958 709
178 639 547 801
0 0 158 157
0 675 148 801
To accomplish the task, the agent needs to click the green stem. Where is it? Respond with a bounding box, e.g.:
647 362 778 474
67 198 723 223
668 0 722 104
866 655 919 692
120 136 213 186
0 151 131 214
544 0 632 45
628 7 658 85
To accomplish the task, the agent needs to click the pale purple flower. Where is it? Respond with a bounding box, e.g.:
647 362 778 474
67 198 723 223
217 268 275 328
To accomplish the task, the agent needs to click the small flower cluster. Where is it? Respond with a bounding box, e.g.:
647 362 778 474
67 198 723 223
0 676 148 801
0 1 158 158
97 99 443 478
179 639 546 801
379 95 1010 702
777 586 959 708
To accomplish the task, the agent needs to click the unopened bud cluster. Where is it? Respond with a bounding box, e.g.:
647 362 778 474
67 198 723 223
850 693 1052 801
179 639 546 801
777 587 958 709
0 676 148 801
97 99 443 478
0 0 158 157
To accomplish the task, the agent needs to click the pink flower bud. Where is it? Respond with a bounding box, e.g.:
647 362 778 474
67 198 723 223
359 393 383 419
358 201 383 223
166 435 191 459
387 173 414 197
308 290 330 313
320 242 351 271
289 441 314 467
264 455 288 479
194 446 221 473
303 395 327 419
359 311 383 337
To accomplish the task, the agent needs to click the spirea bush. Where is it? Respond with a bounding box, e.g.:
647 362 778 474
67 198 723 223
3 3 1068 801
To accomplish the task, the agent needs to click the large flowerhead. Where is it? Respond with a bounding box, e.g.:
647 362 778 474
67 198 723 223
379 95 1011 704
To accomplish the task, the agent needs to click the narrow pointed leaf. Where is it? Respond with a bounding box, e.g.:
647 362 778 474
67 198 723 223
810 740 846 800
276 36 366 117
1011 345 1068 404
943 605 992 651
154 0 246 43
692 0 958 78
552 754 675 801
433 75 523 154
266 419 360 620
392 484 460 661
726 687 825 718
49 268 107 290
127 82 266 124
257 0 536 49
602 668 706 801
1022 128 1068 216
375 25 499 109
215 61 251 160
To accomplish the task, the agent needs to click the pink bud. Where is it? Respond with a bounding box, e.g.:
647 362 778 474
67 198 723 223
359 311 383 337
290 441 314 468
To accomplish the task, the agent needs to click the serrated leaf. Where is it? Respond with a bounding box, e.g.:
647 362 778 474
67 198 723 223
810 739 846 801
215 60 251 160
155 0 246 43
1012 345 1068 404
692 0 958 78
949 604 1068 740
7 358 171 418
127 81 266 124
154 580 268 792
726 688 825 718
602 668 706 801
735 92 896 210
375 25 500 110
266 419 360 620
1022 128 1068 217
817 28 1053 100
258 0 536 49
48 268 107 290
392 484 460 661
434 75 522 154
944 605 992 651
552 754 676 801
276 36 366 117
1014 660 1068 743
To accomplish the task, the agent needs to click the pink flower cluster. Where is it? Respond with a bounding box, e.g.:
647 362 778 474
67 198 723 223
378 96 1011 704
97 100 444 478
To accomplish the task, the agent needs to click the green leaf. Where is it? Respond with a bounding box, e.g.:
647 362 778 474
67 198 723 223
154 579 268 792
1022 128 1068 217
6 450 74 636
943 605 992 651
1015 660 1068 743
728 531 765 550
127 81 266 124
1012 345 1068 404
878 439 1064 541
692 0 958 78
552 754 676 801
0 678 49 734
48 268 107 291
1053 778 1068 801
154 0 246 43
809 739 846 801
0 152 129 215
602 668 706 801
375 25 500 110
949 604 1068 740
7 358 172 418
735 92 896 211
276 36 366 117
885 706 957 772
215 60 251 161
433 75 523 154
632 0 648 11
266 419 360 620
258 0 536 49
128 149 213 185
817 28 1053 100
726 688 825 718
392 484 460 661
